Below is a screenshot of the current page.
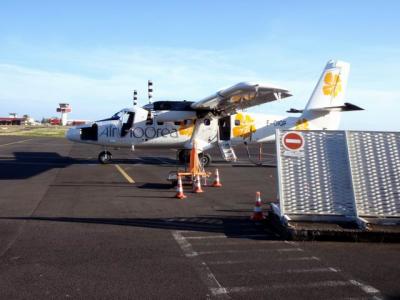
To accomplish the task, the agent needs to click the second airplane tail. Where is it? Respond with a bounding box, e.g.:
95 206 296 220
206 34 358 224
294 60 362 130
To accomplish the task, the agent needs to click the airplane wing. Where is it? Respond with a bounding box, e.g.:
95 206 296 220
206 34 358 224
191 82 292 115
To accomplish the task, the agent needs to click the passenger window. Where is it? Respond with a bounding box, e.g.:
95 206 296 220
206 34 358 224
174 121 181 126
235 120 240 126
157 121 164 126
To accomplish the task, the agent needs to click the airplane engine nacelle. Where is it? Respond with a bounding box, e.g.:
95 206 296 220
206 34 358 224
155 111 197 122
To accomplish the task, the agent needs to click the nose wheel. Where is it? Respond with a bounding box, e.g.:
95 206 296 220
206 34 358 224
199 153 212 167
177 150 212 167
98 151 112 164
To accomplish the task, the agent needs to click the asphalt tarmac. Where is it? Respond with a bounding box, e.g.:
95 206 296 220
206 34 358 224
0 136 399 299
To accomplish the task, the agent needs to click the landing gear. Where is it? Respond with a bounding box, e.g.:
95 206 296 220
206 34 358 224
98 151 112 164
177 150 212 167
199 153 212 167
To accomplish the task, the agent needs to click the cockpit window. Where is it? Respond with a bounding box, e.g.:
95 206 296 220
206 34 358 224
121 112 135 137
95 110 125 122
111 111 124 120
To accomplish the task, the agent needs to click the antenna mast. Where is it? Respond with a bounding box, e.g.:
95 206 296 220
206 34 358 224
148 80 153 104
133 90 138 106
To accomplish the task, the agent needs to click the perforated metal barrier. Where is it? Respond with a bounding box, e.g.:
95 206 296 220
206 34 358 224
275 130 400 226
347 131 400 218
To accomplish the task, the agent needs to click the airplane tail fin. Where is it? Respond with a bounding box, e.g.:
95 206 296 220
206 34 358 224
306 60 350 111
294 60 362 130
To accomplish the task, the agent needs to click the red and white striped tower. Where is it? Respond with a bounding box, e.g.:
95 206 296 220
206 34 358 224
56 103 71 126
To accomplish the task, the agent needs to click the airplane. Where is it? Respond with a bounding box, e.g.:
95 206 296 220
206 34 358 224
66 60 363 165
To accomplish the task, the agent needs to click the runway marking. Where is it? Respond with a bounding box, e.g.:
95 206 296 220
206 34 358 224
277 247 304 252
284 256 321 261
281 242 383 299
185 235 227 240
172 231 230 299
190 240 283 246
349 280 382 299
0 138 34 147
184 233 268 240
114 164 135 183
197 247 303 255
207 257 321 265
241 267 340 275
211 280 354 295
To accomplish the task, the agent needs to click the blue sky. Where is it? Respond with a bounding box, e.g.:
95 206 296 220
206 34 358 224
0 0 399 130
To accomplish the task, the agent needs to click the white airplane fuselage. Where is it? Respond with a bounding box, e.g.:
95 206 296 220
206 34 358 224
67 108 299 151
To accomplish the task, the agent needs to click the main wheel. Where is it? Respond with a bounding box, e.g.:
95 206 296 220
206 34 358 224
98 151 112 164
199 153 212 167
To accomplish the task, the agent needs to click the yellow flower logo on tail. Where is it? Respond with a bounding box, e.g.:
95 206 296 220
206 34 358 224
322 72 342 97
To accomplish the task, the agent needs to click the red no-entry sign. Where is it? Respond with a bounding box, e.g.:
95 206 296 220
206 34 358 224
282 132 304 151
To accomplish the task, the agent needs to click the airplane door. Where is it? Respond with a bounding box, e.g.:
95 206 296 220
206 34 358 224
218 116 231 141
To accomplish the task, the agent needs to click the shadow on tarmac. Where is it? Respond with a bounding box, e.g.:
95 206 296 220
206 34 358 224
0 152 86 180
0 152 178 180
0 215 280 240
138 183 173 189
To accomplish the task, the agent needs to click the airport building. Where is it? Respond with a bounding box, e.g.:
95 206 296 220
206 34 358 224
0 117 26 125
0 113 35 125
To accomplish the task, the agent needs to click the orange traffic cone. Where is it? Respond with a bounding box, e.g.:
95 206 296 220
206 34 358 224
251 191 266 221
212 169 222 187
193 174 204 193
175 175 187 199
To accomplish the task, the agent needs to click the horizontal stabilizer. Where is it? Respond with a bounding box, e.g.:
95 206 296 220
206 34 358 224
310 102 364 112
287 108 303 113
288 102 363 113
338 102 364 111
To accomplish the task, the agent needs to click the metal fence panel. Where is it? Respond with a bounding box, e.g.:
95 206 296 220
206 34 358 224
347 131 400 218
277 130 357 220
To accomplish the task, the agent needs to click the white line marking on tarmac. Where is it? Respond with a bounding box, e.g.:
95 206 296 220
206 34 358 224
184 233 268 240
211 280 353 295
285 256 321 261
207 256 321 265
172 231 230 299
281 243 383 299
277 247 304 252
349 280 382 299
184 235 227 240
196 247 303 255
172 231 198 258
114 164 135 183
258 267 340 275
190 240 284 246
0 138 33 147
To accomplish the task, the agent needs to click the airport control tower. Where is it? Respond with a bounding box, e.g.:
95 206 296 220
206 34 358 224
57 103 71 126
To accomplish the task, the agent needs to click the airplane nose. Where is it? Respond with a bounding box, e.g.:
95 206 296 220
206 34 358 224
66 127 80 141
